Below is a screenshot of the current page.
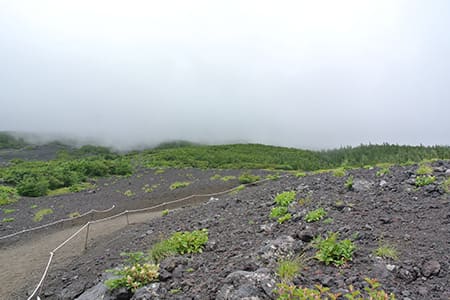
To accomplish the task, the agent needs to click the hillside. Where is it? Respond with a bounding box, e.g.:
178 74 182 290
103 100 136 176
11 161 449 300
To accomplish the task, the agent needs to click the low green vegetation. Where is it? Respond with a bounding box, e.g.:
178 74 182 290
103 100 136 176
266 174 281 180
162 209 169 216
69 211 81 218
230 184 245 194
148 229 209 263
305 208 327 223
3 208 16 214
376 167 390 177
312 232 356 266
332 168 346 177
238 172 260 184
274 191 296 206
415 175 436 187
442 178 450 193
48 182 95 196
210 174 222 180
33 208 54 222
374 242 398 260
169 181 191 190
274 278 395 300
221 175 236 182
2 217 15 223
123 189 135 197
0 185 19 206
416 164 433 175
345 175 354 190
0 153 132 197
270 191 296 224
277 257 302 283
106 229 208 293
154 168 165 174
295 172 306 178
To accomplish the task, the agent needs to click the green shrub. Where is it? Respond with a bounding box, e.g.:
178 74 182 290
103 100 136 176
17 176 49 197
230 184 245 194
274 191 296 207
295 172 306 178
312 232 355 266
416 164 433 175
238 172 260 184
33 208 54 222
305 208 327 223
415 175 436 187
2 217 14 223
162 209 169 216
69 211 81 218
170 181 191 190
0 185 19 206
3 208 16 214
106 262 159 292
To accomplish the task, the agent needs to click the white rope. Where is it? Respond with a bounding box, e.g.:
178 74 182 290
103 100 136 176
0 205 116 240
24 174 289 299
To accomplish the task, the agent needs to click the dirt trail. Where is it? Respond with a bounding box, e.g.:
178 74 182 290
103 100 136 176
0 209 164 299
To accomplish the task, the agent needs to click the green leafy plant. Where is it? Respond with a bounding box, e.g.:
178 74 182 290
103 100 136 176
305 208 327 223
2 217 15 223
270 206 288 218
169 229 209 255
345 175 354 190
415 175 436 187
0 185 19 206
323 218 334 224
170 181 191 190
274 191 296 206
416 164 433 175
106 262 159 292
277 213 292 224
312 232 356 266
162 209 169 216
154 168 165 174
3 208 16 214
274 278 395 300
238 172 260 184
30 204 38 209
33 208 54 222
148 229 209 263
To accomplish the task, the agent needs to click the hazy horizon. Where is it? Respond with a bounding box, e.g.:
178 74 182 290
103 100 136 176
1 1 449 150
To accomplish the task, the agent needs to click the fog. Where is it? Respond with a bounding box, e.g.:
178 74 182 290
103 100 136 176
1 0 449 150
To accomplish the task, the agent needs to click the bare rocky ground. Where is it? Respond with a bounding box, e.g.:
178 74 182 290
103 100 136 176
16 161 449 300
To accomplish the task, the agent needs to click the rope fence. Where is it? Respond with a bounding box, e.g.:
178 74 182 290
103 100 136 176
22 175 287 300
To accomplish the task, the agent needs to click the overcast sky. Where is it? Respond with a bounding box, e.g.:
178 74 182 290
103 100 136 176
1 0 449 150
